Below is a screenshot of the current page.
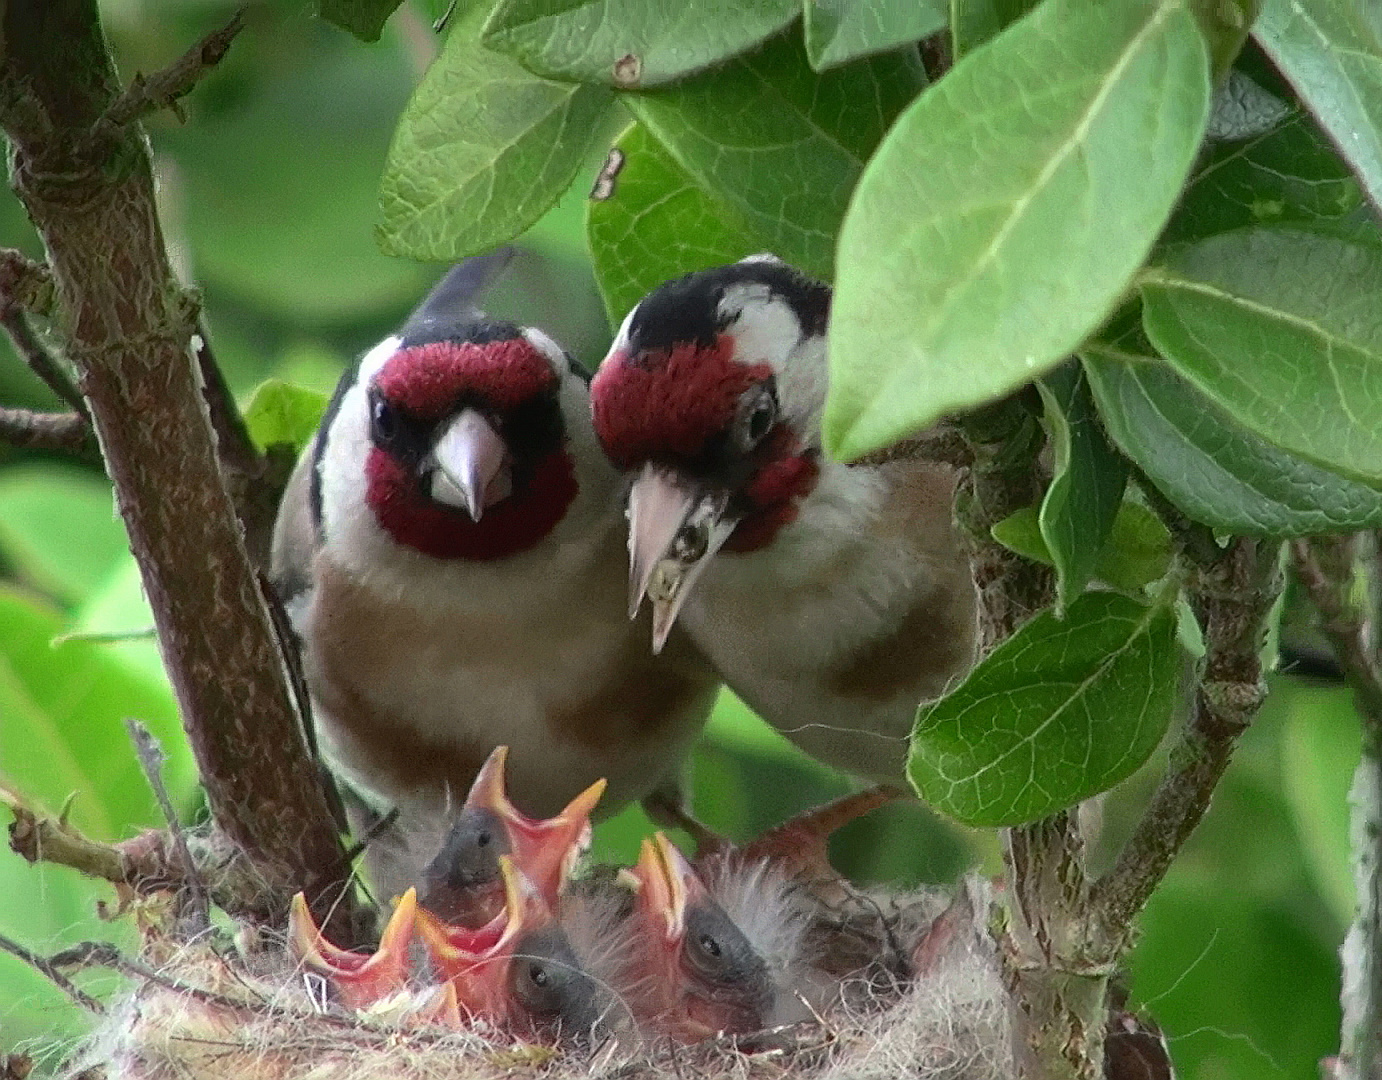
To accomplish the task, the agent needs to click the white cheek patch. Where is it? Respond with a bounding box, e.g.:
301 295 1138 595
316 335 401 561
521 326 572 375
718 286 802 373
358 334 401 383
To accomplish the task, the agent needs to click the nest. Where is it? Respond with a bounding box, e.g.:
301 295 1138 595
67 879 1016 1080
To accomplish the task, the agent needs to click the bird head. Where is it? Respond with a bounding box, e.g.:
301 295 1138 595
626 832 773 1041
416 854 598 1038
419 745 606 926
589 255 831 650
289 886 418 1011
314 262 592 565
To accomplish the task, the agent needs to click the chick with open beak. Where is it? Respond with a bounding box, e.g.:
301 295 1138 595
624 832 775 1042
289 887 418 1011
418 745 606 927
416 855 600 1040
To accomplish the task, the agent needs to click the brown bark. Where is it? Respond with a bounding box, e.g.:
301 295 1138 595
0 0 356 939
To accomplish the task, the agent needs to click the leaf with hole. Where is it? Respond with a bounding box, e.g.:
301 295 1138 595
1140 228 1382 483
625 33 926 280
909 592 1180 827
1084 343 1382 533
1037 364 1130 608
826 0 1211 460
587 124 760 326
803 0 946 70
482 0 800 86
378 6 615 260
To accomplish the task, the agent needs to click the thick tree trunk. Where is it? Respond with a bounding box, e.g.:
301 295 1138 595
0 0 356 938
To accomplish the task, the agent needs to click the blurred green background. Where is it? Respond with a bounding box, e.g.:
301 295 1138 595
0 2 1360 1077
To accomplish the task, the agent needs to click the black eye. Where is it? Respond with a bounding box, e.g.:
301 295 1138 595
698 933 722 959
475 830 491 848
528 962 549 988
747 399 774 443
371 396 397 445
735 383 777 452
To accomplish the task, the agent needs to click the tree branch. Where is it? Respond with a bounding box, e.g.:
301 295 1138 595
0 308 86 414
1091 537 1282 941
92 10 245 134
3 781 280 923
0 932 105 1013
0 0 357 941
1291 535 1382 1080
0 406 98 458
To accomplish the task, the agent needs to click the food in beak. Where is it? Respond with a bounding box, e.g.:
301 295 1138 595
626 464 737 653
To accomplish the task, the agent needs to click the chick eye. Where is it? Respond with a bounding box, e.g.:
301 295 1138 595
475 830 492 848
370 396 398 446
697 933 722 959
528 962 550 988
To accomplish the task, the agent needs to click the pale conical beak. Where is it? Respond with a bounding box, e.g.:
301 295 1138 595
430 409 510 521
626 464 737 654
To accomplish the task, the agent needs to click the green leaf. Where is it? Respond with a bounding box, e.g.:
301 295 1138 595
0 586 191 839
990 506 1048 564
909 592 1180 826
1188 0 1259 77
0 466 127 606
1164 97 1368 244
949 0 1038 57
803 0 946 70
1253 0 1382 213
1280 681 1360 925
1141 228 1382 483
243 379 331 455
1097 501 1174 591
625 33 927 280
377 6 616 260
1037 364 1130 608
482 0 799 86
1084 343 1382 533
826 0 1211 460
990 502 1172 591
587 124 760 325
316 0 403 41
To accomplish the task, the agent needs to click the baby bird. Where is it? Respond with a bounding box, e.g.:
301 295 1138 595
561 832 783 1044
588 255 977 786
271 254 721 899
417 745 605 928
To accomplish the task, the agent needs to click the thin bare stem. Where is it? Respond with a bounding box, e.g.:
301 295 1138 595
1092 538 1282 946
1292 536 1382 1080
0 309 86 414
0 932 105 1013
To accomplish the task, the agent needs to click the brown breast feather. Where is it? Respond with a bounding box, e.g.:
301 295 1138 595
826 460 977 705
305 557 718 802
